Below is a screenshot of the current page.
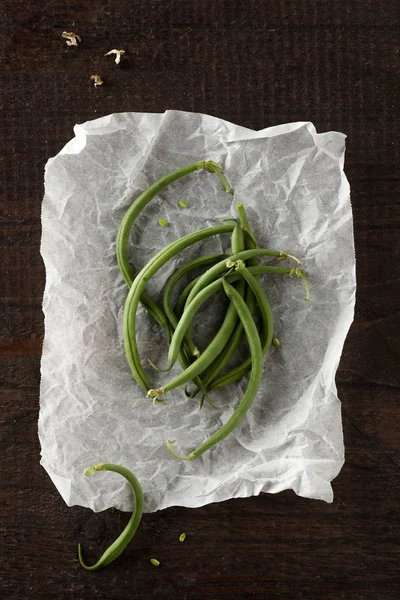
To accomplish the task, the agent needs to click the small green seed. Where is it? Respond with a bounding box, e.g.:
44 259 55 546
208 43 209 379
177 201 188 208
158 219 168 227
272 337 280 347
150 558 160 566
179 533 186 542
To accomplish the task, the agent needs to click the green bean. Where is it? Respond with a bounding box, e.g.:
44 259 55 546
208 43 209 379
180 245 298 395
147 277 240 399
236 203 258 269
184 264 307 397
176 253 290 320
199 203 258 390
175 275 202 317
149 254 228 394
180 218 246 382
124 224 235 391
184 248 301 309
78 463 144 571
117 160 230 286
210 265 309 389
117 160 231 329
163 254 228 350
226 217 245 255
188 218 245 358
167 276 263 460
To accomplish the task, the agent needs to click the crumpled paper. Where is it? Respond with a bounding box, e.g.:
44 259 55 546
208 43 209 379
39 110 355 513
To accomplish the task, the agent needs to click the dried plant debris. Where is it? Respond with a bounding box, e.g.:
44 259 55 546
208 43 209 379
62 31 81 47
104 49 126 65
90 75 104 87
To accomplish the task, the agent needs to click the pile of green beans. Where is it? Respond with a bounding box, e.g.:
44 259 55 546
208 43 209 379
118 160 310 460
77 160 310 571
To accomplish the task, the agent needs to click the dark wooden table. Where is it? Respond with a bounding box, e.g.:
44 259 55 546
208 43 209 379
1 1 399 599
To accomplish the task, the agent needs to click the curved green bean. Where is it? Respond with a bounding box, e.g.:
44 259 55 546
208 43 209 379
117 160 231 329
78 463 144 571
175 256 294 320
151 253 228 395
184 248 301 309
199 203 258 390
147 276 240 399
184 264 307 397
167 276 263 460
179 218 246 385
124 224 235 391
163 253 228 352
210 265 309 389
175 275 202 317
117 160 230 287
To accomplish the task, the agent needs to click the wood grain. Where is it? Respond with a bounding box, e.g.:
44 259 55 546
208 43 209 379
0 1 399 598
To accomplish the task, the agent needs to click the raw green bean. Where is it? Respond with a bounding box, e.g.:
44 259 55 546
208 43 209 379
236 203 258 269
167 277 263 460
78 463 144 571
184 264 307 396
117 160 230 287
210 265 309 389
163 253 228 348
184 248 301 309
147 277 240 399
117 160 231 330
176 256 293 319
175 275 202 317
124 224 234 391
151 254 228 394
229 218 245 255
199 203 258 390
181 218 246 381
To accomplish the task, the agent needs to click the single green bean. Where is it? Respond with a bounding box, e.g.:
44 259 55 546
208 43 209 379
176 262 295 319
199 203 258 390
117 160 231 329
181 218 246 379
147 277 240 398
184 248 301 309
167 276 263 460
229 218 245 254
184 264 307 396
175 275 202 317
151 253 228 394
78 463 144 571
117 160 230 287
163 253 228 350
124 224 234 391
210 265 310 389
236 203 259 270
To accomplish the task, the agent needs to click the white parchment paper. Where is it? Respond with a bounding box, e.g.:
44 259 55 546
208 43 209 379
39 110 355 513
